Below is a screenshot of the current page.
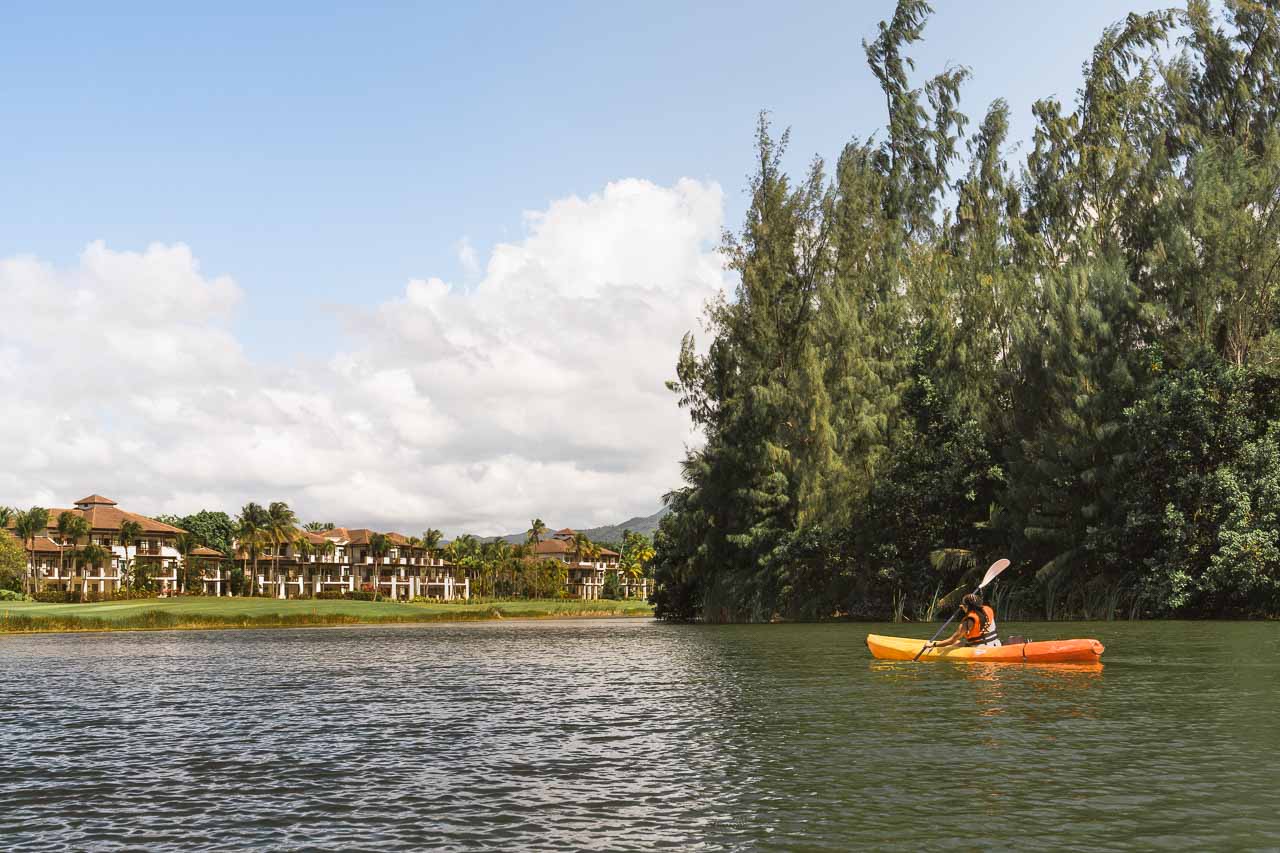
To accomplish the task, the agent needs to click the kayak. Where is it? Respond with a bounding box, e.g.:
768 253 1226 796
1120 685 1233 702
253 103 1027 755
866 633 1104 664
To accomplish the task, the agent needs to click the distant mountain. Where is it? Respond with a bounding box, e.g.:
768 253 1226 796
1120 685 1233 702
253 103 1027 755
484 507 669 546
577 508 669 544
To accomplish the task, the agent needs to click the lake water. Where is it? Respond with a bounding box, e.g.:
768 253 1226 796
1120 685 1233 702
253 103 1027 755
1 619 1278 851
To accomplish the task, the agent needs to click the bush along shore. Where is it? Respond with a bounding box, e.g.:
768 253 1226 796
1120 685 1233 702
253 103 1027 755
0 597 654 634
653 1 1280 623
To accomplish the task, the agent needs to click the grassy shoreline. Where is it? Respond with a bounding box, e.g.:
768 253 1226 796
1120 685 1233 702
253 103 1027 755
0 597 654 635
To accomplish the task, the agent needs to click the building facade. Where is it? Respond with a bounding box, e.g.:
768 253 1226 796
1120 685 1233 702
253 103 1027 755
531 529 650 600
222 527 469 601
8 494 649 602
6 494 185 595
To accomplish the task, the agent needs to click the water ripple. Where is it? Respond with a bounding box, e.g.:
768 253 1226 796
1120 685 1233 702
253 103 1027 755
1 619 1277 850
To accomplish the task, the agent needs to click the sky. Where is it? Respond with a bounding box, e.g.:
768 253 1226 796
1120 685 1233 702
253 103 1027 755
1 1 1172 535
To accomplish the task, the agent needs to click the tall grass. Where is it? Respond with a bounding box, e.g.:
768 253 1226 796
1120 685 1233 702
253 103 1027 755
0 599 653 634
0 608 500 634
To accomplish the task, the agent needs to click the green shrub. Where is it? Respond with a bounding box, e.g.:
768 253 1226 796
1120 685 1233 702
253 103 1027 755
0 589 31 602
315 591 349 600
77 590 159 603
33 590 78 603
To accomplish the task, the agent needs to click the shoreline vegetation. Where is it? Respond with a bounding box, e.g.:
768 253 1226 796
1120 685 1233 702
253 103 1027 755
0 598 654 635
652 0 1280 623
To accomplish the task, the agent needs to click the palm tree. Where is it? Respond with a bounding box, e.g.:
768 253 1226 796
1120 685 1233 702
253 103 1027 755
66 515 92 601
236 502 269 596
620 531 654 598
491 540 513 598
265 502 299 598
292 531 314 597
315 537 336 578
118 520 144 591
78 544 109 600
573 531 591 564
422 528 443 560
55 511 78 589
304 521 333 532
14 507 48 595
175 532 199 594
0 506 13 529
368 532 389 601
527 518 547 547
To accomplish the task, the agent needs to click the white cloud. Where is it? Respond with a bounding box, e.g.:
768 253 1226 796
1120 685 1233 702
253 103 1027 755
456 237 480 278
0 179 724 535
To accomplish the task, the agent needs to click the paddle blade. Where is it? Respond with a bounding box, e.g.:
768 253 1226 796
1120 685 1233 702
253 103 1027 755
979 558 1011 589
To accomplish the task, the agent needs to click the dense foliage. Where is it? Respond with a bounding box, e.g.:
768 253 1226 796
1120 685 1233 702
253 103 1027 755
156 510 237 557
654 0 1280 621
0 531 26 593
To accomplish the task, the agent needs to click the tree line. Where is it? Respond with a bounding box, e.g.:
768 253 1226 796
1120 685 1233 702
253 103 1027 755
653 0 1280 621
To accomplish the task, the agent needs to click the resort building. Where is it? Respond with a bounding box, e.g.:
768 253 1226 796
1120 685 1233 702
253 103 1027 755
8 493 649 602
532 529 650 600
225 526 468 600
6 494 185 595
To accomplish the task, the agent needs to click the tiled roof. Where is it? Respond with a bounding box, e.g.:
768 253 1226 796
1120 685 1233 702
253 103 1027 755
30 535 68 554
318 527 352 542
191 546 224 557
341 529 417 547
344 528 376 545
533 539 572 554
5 503 185 537
75 494 118 506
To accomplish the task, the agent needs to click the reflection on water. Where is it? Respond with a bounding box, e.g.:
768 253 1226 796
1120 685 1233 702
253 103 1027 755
0 619 1277 851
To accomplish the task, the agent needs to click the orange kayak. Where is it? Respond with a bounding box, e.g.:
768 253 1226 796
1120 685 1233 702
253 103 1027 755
866 633 1104 664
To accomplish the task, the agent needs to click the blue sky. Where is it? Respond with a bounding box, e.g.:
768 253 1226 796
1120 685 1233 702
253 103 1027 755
3 1 1166 359
1 1 1172 531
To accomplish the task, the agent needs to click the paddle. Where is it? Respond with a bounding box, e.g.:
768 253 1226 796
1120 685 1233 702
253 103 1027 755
912 558 1011 661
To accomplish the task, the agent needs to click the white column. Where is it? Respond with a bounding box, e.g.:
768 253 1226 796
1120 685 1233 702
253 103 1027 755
463 578 470 601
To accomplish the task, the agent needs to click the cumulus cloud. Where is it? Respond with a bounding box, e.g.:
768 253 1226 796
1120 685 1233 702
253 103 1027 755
0 179 725 535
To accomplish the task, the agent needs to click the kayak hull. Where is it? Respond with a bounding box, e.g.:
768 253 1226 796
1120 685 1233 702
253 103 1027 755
866 633 1104 664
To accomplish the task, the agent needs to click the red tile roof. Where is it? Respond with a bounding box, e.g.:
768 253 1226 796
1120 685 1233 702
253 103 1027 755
29 535 68 554
5 503 184 537
75 494 118 506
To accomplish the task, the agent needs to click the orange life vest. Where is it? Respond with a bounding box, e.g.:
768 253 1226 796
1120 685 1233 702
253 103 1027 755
963 605 998 646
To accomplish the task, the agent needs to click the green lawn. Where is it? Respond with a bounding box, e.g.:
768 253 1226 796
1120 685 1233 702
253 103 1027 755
0 597 654 634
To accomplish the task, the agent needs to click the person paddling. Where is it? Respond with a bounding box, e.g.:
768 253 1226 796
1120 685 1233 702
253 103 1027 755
927 593 1001 650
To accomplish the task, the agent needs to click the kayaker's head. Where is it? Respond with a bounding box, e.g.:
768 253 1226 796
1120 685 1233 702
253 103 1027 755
962 593 982 612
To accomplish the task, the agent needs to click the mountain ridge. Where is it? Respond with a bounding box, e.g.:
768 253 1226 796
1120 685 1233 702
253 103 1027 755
479 507 668 545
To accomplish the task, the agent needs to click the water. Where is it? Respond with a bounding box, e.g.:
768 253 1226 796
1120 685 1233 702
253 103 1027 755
1 619 1278 851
